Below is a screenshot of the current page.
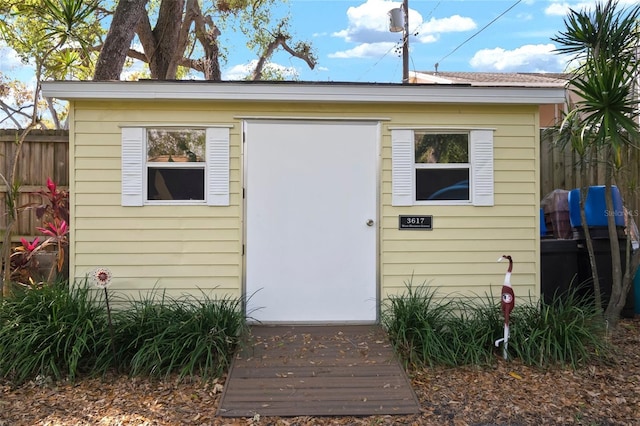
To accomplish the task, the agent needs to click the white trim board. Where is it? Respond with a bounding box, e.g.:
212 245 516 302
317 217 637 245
42 81 565 105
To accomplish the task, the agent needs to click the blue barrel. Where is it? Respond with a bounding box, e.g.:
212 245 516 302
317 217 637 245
568 186 624 227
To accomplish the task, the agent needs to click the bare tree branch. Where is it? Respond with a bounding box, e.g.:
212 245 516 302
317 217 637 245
251 32 316 80
45 98 60 130
0 99 33 127
188 0 221 80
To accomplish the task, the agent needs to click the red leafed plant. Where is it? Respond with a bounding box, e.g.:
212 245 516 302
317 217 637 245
35 177 70 225
10 178 69 285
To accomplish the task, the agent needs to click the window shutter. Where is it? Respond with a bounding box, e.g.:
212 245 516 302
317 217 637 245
206 127 230 206
391 129 414 206
470 129 494 206
121 127 145 207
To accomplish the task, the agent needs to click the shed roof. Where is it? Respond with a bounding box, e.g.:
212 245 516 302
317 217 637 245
42 80 565 105
410 71 571 88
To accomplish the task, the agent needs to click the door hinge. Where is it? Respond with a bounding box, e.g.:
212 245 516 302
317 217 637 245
243 188 245 199
242 244 245 256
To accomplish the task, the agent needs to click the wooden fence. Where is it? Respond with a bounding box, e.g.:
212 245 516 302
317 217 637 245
0 129 69 242
1 129 638 242
540 130 640 217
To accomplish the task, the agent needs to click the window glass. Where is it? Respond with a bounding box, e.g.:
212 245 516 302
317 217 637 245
415 133 468 164
147 129 205 163
416 169 469 200
146 128 206 202
414 132 470 202
147 169 205 201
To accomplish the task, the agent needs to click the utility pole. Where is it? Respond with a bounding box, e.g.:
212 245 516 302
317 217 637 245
389 0 410 83
402 0 409 84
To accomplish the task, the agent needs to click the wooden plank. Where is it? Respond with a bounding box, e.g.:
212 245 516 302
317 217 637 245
0 130 70 238
217 325 420 417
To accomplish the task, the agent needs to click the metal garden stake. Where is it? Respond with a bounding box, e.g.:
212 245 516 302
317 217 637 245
495 255 514 360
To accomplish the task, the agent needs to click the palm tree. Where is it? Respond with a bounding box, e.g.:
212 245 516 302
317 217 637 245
552 0 640 331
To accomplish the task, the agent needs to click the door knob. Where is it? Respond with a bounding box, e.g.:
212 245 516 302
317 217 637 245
366 219 374 226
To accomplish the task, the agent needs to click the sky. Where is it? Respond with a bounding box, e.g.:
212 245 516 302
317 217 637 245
219 0 637 82
0 0 637 87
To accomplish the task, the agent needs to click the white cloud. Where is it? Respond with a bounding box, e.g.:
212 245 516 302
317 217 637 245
469 43 567 72
331 0 413 44
544 2 590 16
516 12 534 21
330 0 476 59
329 42 397 59
223 60 298 80
419 15 476 34
546 0 638 16
0 46 28 73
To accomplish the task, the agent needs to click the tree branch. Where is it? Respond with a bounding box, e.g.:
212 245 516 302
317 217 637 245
94 0 149 80
251 32 316 80
188 0 221 80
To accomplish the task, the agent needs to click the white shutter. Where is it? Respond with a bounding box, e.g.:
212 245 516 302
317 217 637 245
206 127 230 206
470 129 494 206
391 129 414 206
121 127 145 207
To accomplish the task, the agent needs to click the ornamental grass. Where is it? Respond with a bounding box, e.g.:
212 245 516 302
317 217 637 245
0 280 246 384
382 280 610 369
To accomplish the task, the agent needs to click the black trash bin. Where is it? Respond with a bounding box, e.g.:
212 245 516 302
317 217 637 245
576 238 635 317
541 239 578 305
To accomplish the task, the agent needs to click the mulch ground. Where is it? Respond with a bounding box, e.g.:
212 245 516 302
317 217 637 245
1 318 639 426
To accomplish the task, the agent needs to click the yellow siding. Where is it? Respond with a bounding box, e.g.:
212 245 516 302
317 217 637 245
69 100 540 305
70 101 243 299
380 104 540 301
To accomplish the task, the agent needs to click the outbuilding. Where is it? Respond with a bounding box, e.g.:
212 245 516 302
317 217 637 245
42 80 565 323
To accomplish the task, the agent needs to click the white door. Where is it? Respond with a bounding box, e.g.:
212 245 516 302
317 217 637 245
245 120 378 323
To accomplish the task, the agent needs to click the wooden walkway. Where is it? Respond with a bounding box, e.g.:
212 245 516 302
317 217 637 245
217 324 421 417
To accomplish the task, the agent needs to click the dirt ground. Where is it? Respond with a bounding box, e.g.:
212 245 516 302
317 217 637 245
1 318 639 426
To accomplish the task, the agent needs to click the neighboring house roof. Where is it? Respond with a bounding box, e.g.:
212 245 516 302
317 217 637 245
411 71 571 88
42 80 566 105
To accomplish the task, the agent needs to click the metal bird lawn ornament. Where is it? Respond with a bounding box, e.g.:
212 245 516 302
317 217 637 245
495 255 514 360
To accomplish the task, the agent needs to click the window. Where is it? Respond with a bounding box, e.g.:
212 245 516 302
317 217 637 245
121 126 229 206
415 132 470 201
146 129 206 201
392 128 494 206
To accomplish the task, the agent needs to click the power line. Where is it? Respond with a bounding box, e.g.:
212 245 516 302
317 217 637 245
434 0 522 71
355 43 399 82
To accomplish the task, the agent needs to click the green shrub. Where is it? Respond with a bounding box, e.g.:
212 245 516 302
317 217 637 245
112 290 247 379
382 280 610 368
509 290 609 368
0 280 110 383
381 281 460 367
0 282 247 384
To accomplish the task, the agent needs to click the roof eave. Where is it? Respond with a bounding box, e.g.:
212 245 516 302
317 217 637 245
41 80 566 105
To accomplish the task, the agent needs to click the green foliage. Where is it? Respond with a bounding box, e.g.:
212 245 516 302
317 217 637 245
552 0 640 164
381 282 457 367
112 291 247 379
415 133 469 164
0 0 102 127
0 279 109 383
382 280 610 369
509 289 609 368
552 0 640 329
381 282 501 367
0 283 247 384
1 0 103 80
